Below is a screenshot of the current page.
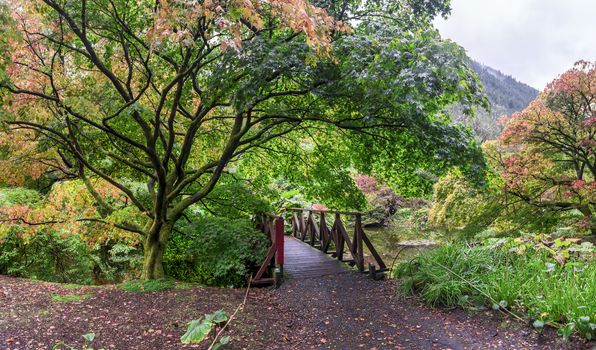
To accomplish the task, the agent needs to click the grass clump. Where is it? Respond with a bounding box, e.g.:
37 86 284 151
395 237 596 341
51 293 91 303
395 243 494 308
117 279 176 293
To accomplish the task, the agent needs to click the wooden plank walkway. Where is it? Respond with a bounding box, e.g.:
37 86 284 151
283 236 348 279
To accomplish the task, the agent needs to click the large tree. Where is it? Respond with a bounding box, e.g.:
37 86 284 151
0 0 486 279
498 61 595 234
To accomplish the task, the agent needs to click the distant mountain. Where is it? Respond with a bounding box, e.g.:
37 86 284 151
452 60 539 141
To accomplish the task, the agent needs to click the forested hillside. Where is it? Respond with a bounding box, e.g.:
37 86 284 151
453 60 539 141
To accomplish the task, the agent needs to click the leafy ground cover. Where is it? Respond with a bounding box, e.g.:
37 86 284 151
0 274 591 349
395 236 596 342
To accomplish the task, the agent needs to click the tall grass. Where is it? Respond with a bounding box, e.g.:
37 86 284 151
395 244 596 340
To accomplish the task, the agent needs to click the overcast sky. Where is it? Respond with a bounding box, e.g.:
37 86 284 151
433 0 596 90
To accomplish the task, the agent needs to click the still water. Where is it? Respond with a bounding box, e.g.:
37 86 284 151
362 223 441 274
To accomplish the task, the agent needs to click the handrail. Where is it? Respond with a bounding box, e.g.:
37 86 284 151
283 207 363 216
252 208 388 285
285 207 387 279
252 213 284 286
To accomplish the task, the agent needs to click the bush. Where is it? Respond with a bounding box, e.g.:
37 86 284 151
0 228 142 284
395 240 596 341
164 216 269 287
429 169 592 240
0 229 95 283
0 187 41 206
90 241 143 283
0 182 144 284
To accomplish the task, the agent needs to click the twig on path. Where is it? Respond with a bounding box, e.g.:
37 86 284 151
208 276 252 350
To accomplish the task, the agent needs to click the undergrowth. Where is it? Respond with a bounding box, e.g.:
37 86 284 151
395 237 596 341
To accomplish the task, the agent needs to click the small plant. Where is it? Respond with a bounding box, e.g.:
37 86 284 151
52 332 104 350
181 310 230 349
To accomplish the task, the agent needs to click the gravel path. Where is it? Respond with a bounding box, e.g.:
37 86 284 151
273 273 591 350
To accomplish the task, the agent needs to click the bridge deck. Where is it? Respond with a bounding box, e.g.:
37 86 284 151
283 236 348 279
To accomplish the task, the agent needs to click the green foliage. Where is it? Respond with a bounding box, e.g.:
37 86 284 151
0 228 141 284
428 168 588 239
0 187 41 206
428 170 501 236
51 293 91 303
181 310 230 348
0 229 95 284
200 179 273 218
239 135 369 211
95 242 143 281
396 241 596 341
164 217 269 287
117 279 176 293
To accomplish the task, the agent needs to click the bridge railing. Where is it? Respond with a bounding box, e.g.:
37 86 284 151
252 213 284 286
285 208 387 279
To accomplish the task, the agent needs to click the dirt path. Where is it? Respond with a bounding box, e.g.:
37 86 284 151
273 274 590 350
0 275 591 349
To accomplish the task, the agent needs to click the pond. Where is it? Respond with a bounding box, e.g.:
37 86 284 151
361 218 443 274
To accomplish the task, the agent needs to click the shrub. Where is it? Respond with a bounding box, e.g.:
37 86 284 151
0 181 144 284
0 228 142 284
429 168 592 240
90 241 143 283
0 229 95 284
395 239 596 341
0 187 41 206
164 216 269 287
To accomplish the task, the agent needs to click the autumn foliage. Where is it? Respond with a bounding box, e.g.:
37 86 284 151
0 180 141 245
0 0 344 279
498 61 595 233
0 0 486 280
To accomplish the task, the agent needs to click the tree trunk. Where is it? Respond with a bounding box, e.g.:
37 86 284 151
576 205 595 236
142 221 174 280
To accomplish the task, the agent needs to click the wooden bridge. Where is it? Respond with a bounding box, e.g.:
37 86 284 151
252 208 387 286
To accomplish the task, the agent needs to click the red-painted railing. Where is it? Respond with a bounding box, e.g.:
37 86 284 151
252 208 388 286
252 213 284 286
286 208 387 279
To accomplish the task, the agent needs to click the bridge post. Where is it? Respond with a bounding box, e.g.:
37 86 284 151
355 214 364 272
335 212 344 261
299 210 306 241
275 217 284 273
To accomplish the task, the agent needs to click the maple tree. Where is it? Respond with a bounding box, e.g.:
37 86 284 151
0 0 486 279
498 61 595 234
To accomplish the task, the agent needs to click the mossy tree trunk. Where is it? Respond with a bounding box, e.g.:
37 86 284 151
142 221 174 280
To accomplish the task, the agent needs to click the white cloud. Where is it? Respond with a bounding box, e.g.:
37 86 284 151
434 0 596 90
